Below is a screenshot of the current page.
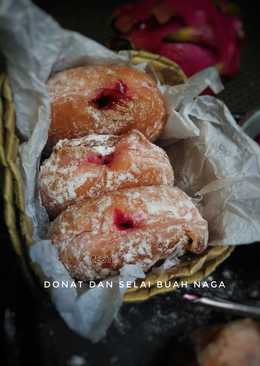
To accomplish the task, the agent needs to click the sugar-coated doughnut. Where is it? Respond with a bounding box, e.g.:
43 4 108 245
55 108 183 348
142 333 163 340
47 65 166 147
197 319 260 366
48 185 208 280
39 130 174 218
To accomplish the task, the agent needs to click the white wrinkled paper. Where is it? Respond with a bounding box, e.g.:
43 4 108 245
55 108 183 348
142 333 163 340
1 0 260 341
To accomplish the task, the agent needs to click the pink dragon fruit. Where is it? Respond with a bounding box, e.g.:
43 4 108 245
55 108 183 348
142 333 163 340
112 0 244 77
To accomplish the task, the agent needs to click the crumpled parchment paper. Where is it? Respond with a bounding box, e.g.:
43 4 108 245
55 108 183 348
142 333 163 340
1 0 260 342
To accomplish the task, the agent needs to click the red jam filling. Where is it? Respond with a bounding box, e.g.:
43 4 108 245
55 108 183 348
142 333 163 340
113 209 135 230
92 80 130 110
77 152 114 167
85 153 114 165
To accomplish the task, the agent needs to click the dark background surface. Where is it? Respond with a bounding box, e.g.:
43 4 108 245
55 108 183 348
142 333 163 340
1 1 260 366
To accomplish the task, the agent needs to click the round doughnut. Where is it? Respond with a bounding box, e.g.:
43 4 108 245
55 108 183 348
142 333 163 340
39 130 174 218
198 319 260 366
48 185 208 280
47 65 166 148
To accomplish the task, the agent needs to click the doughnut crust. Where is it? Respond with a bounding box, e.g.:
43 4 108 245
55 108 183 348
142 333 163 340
47 65 166 147
48 185 208 280
196 319 260 366
39 130 174 218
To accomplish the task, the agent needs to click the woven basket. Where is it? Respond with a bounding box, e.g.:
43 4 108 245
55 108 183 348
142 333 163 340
1 51 234 303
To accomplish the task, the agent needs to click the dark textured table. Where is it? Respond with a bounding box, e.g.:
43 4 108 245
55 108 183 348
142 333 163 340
2 1 260 366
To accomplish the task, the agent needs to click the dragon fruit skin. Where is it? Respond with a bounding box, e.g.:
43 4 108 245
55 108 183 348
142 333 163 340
112 0 244 77
159 42 217 76
128 21 183 53
113 0 157 33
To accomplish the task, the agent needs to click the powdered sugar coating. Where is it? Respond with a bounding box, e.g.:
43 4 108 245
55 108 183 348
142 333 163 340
39 130 174 218
48 185 208 280
47 65 166 147
198 319 260 365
